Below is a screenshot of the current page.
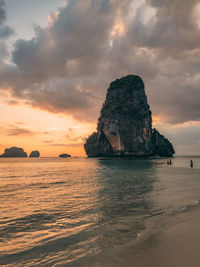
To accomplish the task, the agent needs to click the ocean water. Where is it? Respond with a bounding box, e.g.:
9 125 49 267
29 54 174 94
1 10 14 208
0 157 200 266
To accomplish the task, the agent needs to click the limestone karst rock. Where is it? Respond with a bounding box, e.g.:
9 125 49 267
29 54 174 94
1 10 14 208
0 147 28 157
84 75 175 157
151 129 174 157
29 151 40 158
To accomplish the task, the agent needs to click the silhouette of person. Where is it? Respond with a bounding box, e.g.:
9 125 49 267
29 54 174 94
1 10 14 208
190 160 193 168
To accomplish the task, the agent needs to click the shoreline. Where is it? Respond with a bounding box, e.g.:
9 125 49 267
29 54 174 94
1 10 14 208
104 206 200 267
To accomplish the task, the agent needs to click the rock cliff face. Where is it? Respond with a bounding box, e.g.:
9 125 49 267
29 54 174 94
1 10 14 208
0 147 27 157
151 129 174 157
84 75 175 157
29 151 40 158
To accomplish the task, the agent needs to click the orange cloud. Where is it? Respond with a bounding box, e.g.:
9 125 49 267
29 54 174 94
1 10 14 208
42 139 54 144
7 100 20 106
5 127 37 136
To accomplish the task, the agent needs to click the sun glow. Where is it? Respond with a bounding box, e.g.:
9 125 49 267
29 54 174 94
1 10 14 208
0 99 95 157
152 115 165 126
110 22 126 38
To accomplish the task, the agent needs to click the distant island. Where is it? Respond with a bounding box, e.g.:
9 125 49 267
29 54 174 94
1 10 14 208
59 153 71 158
84 75 175 157
0 147 41 158
29 151 40 158
0 147 27 158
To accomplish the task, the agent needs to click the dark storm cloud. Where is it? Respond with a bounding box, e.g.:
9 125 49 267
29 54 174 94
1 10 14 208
127 0 200 123
1 0 133 121
0 25 14 39
28 78 94 114
149 71 200 123
1 0 200 124
131 0 200 54
11 0 116 80
0 0 6 25
0 0 14 39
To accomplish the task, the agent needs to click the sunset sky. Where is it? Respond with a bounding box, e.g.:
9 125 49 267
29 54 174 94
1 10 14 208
1 0 200 156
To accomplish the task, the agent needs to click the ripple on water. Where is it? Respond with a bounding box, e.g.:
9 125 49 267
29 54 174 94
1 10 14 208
0 157 200 266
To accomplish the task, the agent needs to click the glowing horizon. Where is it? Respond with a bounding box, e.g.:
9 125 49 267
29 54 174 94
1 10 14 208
1 0 200 156
0 99 96 157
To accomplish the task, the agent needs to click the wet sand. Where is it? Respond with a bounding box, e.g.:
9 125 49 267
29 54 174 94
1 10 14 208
134 210 200 267
105 207 200 267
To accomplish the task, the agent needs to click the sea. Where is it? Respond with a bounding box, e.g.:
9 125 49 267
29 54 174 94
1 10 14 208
0 156 200 266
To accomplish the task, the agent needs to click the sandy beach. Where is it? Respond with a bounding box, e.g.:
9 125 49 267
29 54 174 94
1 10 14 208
109 207 200 267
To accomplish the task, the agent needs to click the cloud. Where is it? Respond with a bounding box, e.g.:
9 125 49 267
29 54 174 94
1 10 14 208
49 143 83 147
5 126 37 136
27 78 95 120
0 0 14 39
0 0 6 25
43 139 54 144
66 143 83 147
65 127 86 143
130 0 200 55
0 25 14 39
0 0 200 124
49 143 67 147
7 99 20 106
149 70 200 123
155 121 200 155
1 123 49 137
15 121 25 125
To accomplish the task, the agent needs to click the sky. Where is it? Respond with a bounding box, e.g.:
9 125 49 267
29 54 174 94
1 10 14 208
0 0 200 156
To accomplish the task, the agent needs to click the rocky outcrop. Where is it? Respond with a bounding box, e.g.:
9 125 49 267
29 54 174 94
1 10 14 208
29 151 40 158
0 147 27 158
83 133 100 157
84 75 175 157
59 153 71 158
151 129 174 157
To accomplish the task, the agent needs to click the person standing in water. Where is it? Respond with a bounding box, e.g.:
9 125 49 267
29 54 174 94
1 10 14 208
190 160 193 168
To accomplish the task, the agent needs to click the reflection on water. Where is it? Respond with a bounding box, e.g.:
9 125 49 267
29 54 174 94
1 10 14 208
0 157 199 266
96 159 156 243
0 158 156 266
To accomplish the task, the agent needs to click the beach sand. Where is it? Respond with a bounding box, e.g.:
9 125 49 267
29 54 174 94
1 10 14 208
104 207 200 267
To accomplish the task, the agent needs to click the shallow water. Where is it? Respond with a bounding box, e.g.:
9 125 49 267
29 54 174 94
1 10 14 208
0 157 199 266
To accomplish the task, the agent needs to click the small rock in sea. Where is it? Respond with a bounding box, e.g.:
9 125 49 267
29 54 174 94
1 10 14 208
29 151 40 158
59 153 71 158
0 147 27 158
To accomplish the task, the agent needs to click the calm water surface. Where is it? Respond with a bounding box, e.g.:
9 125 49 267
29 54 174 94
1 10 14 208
0 157 200 266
